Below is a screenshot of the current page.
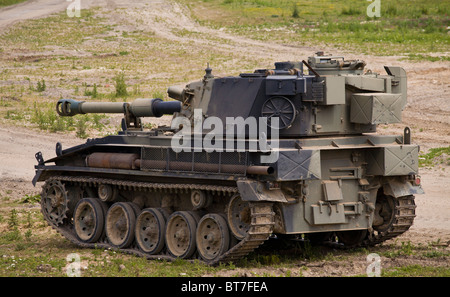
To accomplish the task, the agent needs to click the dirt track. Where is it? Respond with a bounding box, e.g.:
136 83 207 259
0 0 449 274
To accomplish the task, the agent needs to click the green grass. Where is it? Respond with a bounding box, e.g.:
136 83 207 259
402 54 450 62
184 0 450 58
0 0 27 7
383 265 450 277
0 6 267 137
419 147 450 167
2 100 111 137
0 190 448 276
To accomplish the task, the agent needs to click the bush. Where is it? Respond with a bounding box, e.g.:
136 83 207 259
292 5 299 18
114 72 128 98
36 79 46 92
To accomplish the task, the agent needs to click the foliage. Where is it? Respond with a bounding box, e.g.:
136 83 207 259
114 72 128 98
0 0 27 7
21 194 41 204
36 79 46 92
419 147 450 167
193 0 450 58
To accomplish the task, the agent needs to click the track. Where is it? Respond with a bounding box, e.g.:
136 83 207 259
41 176 416 264
320 195 417 249
41 176 275 265
363 195 416 246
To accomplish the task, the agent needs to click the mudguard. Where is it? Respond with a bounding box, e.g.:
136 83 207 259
383 178 424 198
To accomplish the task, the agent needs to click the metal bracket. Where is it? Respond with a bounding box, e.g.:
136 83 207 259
123 103 142 130
404 127 411 144
35 152 44 165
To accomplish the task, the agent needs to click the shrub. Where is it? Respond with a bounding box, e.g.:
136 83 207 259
114 72 128 98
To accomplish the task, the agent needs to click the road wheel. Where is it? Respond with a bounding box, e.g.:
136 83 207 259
106 202 139 248
73 198 107 243
196 214 230 262
165 211 198 259
135 208 167 254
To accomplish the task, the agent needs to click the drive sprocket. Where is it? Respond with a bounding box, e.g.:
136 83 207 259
41 180 70 226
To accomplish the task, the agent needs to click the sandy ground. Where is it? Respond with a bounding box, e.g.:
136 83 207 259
0 0 449 275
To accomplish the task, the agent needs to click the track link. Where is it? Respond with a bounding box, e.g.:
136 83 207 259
363 195 416 247
41 176 274 265
324 195 416 249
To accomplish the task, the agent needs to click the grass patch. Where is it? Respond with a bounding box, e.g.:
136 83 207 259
0 0 27 7
183 0 450 58
403 54 450 62
113 72 129 98
1 100 111 138
383 265 450 277
419 147 450 167
0 5 268 137
0 199 448 277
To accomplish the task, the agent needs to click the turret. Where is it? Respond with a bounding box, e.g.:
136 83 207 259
167 53 407 138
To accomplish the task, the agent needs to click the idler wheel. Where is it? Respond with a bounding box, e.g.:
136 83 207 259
165 211 198 259
73 198 108 243
227 194 251 240
196 214 230 261
373 194 396 233
106 202 140 248
135 208 168 254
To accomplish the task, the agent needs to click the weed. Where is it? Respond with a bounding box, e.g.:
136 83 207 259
24 229 32 240
8 209 19 231
21 194 41 204
25 211 33 228
84 83 98 98
36 79 46 92
3 229 22 241
76 115 89 138
383 265 450 277
4 110 24 120
340 7 360 16
419 147 450 167
132 84 141 96
152 91 165 100
423 249 447 258
291 4 299 18
91 114 104 129
114 72 128 98
383 240 417 258
31 104 66 132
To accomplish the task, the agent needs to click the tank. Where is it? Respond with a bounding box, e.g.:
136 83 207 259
33 52 424 265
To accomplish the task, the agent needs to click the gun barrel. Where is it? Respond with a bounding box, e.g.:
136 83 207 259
56 98 181 117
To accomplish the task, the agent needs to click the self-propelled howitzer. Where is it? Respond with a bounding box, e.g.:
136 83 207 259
33 53 423 265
